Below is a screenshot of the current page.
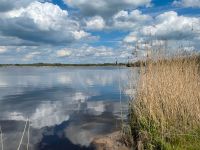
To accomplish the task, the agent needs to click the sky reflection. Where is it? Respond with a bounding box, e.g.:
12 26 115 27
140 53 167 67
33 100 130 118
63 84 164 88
0 66 138 149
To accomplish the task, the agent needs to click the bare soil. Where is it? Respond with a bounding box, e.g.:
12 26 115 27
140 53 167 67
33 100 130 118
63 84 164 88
91 131 131 150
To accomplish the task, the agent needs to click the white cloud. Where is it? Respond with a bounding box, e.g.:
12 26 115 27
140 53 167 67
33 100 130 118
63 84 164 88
141 11 200 40
0 46 7 53
55 45 97 57
173 0 200 7
0 1 90 45
23 51 41 61
52 44 133 63
73 45 115 57
122 11 200 57
5 1 68 31
83 10 151 31
57 49 72 57
123 32 138 43
0 44 132 64
85 16 105 30
72 30 90 40
64 0 151 17
0 0 34 12
114 10 150 21
111 10 152 30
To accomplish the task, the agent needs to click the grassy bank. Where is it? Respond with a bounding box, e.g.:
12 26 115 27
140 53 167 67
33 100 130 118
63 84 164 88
128 55 200 150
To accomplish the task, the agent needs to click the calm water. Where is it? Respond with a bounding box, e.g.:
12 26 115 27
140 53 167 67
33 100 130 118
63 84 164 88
0 66 137 150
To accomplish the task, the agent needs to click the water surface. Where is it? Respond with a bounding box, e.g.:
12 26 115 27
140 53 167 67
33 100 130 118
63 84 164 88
0 66 136 150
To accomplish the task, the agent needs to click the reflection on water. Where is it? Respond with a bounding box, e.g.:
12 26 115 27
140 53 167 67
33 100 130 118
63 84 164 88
0 66 138 150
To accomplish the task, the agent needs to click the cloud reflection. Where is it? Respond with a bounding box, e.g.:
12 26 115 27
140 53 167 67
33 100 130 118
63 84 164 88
0 67 138 148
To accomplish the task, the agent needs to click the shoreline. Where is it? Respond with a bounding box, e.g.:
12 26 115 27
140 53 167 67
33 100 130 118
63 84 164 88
0 63 128 67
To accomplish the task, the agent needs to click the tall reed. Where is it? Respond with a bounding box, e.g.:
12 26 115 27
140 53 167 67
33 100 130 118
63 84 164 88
129 54 200 149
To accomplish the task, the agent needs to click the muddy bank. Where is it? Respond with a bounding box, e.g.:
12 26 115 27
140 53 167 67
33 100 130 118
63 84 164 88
90 131 131 150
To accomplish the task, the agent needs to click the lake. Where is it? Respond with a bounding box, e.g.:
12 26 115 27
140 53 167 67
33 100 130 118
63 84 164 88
0 66 137 150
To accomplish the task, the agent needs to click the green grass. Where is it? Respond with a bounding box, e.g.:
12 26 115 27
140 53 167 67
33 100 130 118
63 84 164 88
129 114 200 150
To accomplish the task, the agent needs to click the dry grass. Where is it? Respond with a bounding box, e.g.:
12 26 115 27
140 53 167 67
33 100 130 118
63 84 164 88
129 54 200 149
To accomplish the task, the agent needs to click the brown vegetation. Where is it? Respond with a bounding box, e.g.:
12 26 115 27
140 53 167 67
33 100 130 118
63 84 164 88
129 54 200 149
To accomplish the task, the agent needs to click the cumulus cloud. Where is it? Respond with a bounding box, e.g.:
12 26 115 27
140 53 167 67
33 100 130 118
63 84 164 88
122 11 200 57
1 0 199 63
0 1 90 45
64 0 151 17
72 30 90 40
57 49 72 57
123 32 138 43
85 16 105 30
112 10 152 30
4 1 68 31
82 9 151 31
173 0 200 7
141 11 200 40
0 0 34 12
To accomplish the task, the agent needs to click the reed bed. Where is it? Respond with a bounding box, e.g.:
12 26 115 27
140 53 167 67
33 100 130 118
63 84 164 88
129 54 200 149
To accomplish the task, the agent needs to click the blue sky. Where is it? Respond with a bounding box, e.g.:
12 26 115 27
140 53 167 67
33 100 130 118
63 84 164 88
0 0 199 64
